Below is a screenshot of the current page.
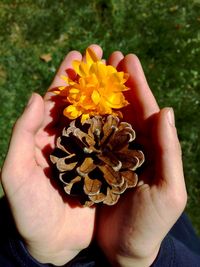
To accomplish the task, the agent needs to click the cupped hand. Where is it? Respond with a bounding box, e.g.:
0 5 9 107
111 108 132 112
1 45 103 266
97 53 187 266
1 45 188 267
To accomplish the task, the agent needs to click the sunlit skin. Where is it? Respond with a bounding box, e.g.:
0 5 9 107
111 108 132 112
1 44 187 266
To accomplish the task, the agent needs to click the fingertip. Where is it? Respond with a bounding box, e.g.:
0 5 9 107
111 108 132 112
26 92 43 108
88 44 103 58
63 50 82 62
123 53 143 78
26 92 44 112
154 107 182 169
155 108 178 147
15 92 45 134
120 53 159 123
48 50 82 90
154 108 187 205
108 51 124 68
159 107 177 131
59 50 82 75
124 53 140 62
166 108 175 127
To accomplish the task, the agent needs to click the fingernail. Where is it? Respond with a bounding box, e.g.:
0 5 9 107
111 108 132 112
167 108 175 126
27 93 35 107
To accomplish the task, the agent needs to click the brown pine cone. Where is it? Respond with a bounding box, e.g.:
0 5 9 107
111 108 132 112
50 115 145 206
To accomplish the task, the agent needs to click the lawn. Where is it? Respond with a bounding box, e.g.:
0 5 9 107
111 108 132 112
0 0 200 233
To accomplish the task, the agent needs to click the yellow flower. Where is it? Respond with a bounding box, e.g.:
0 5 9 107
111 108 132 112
55 48 129 122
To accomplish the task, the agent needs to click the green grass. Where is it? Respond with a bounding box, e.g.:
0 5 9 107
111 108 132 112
0 0 200 234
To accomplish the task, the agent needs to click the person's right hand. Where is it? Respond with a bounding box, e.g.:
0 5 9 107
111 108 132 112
1 45 103 266
97 52 187 267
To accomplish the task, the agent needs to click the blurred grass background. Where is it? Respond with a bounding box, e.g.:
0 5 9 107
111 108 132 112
0 0 200 233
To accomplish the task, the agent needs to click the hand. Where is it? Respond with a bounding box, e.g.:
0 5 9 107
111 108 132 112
97 53 187 266
1 45 187 267
1 45 103 266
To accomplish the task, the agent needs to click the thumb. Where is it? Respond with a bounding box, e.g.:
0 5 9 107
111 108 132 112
2 93 44 180
154 108 186 192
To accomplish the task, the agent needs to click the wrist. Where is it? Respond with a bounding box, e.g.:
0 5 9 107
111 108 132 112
26 242 80 266
109 244 160 267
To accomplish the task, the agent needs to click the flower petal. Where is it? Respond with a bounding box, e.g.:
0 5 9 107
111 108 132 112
54 48 130 120
72 60 81 75
105 93 129 108
86 47 99 65
64 105 82 120
91 90 100 105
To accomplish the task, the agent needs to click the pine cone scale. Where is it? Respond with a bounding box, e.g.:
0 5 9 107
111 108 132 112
99 165 124 187
116 152 140 170
98 152 121 171
111 180 128 194
77 157 95 176
88 192 106 203
64 176 82 194
121 171 138 187
83 175 102 196
57 158 78 172
103 188 120 205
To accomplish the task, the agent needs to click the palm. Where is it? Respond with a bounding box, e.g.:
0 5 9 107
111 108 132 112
12 127 95 253
1 47 102 263
97 120 163 257
98 137 166 259
97 54 187 263
2 46 187 266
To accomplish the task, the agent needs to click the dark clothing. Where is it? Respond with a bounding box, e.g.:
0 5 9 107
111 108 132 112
0 198 200 267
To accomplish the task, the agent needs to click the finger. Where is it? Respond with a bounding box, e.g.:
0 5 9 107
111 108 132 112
82 44 103 62
120 54 159 129
107 51 124 68
43 45 102 130
42 51 82 130
154 108 186 191
48 50 82 92
2 93 44 180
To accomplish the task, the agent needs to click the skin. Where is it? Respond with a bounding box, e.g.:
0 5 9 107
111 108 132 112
1 44 187 266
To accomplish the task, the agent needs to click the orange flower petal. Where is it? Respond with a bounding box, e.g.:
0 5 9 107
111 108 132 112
53 48 130 122
91 90 100 105
72 60 81 75
105 93 129 109
86 47 99 66
64 105 82 119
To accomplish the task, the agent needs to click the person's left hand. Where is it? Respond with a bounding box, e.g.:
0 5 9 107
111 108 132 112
1 45 103 266
96 52 187 267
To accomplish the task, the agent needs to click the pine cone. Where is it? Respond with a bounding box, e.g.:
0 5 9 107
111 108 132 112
50 115 145 206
